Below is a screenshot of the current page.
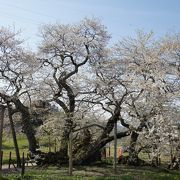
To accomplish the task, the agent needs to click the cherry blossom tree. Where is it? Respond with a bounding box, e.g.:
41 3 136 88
113 31 180 165
36 18 112 162
0 27 38 153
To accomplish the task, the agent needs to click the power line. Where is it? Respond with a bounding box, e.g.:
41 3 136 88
0 1 57 20
0 10 43 26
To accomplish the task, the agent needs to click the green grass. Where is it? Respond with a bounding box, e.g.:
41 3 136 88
3 165 180 180
3 135 29 149
1 135 56 165
2 135 29 165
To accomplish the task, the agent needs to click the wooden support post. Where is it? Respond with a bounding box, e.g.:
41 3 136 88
109 144 111 157
104 147 106 159
48 135 51 152
113 121 117 173
68 130 73 176
21 152 25 176
54 139 57 153
0 151 3 169
8 151 12 170
26 154 29 167
0 105 5 172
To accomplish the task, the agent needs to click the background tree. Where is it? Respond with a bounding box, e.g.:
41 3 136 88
0 27 39 153
113 31 180 165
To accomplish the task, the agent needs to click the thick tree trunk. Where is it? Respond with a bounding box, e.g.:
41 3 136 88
73 107 121 165
127 120 147 166
58 117 74 159
54 81 75 158
128 131 139 166
37 130 130 166
37 106 130 165
21 110 37 153
73 131 129 165
14 100 37 153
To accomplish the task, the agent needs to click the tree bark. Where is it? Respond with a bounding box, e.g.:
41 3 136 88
73 107 121 164
36 122 130 166
73 131 129 165
127 120 147 166
37 106 130 165
37 131 130 166
128 131 139 165
54 80 75 157
14 100 38 153
59 118 73 156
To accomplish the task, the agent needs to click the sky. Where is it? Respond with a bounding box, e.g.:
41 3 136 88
0 0 179 49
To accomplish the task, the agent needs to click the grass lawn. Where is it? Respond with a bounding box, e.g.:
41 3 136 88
2 164 180 180
2 135 52 165
2 135 29 165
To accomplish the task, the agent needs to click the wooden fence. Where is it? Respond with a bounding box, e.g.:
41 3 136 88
0 150 36 176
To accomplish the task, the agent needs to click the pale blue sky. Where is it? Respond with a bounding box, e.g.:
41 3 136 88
0 0 179 49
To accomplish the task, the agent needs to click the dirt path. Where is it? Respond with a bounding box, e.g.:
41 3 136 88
1 163 36 174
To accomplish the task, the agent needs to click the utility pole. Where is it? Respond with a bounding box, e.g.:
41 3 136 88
0 105 5 171
68 130 73 176
113 121 117 173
